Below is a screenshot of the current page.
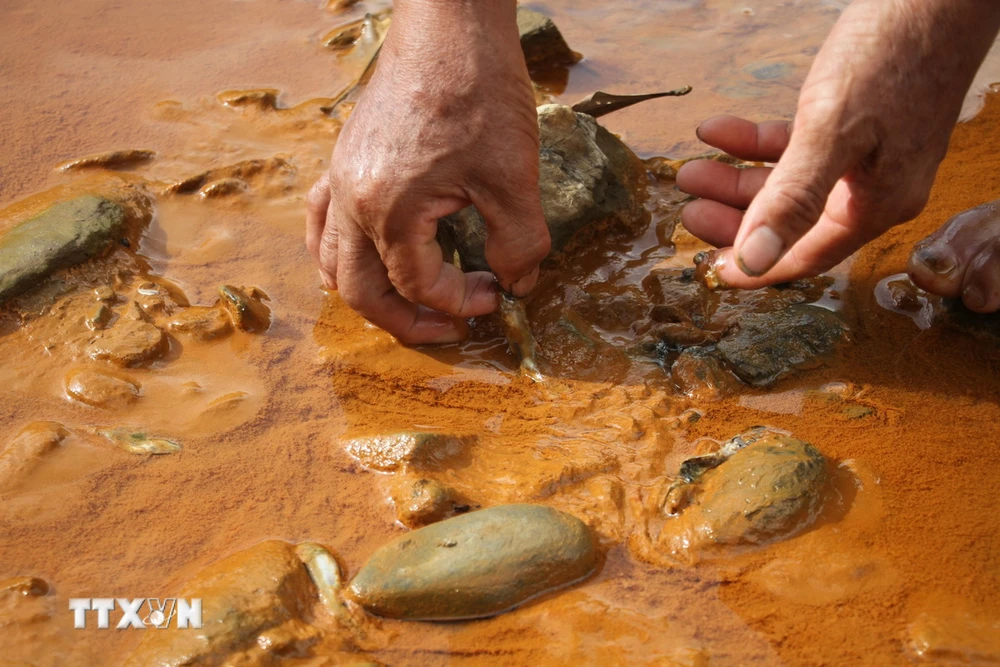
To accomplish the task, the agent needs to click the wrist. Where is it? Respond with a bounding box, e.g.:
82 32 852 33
386 0 523 72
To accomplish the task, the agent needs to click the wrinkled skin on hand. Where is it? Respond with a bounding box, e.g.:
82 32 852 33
677 0 1000 305
306 0 550 345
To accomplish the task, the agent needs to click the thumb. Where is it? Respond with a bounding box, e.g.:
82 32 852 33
472 183 551 297
731 109 875 277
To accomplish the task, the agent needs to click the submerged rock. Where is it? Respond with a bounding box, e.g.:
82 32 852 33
516 7 578 69
0 196 126 304
0 576 49 598
126 540 322 666
715 306 846 386
87 318 167 367
0 422 69 490
56 149 155 172
344 432 466 473
167 306 233 340
348 504 597 620
65 368 141 408
390 478 470 528
670 347 740 399
438 104 648 273
657 429 827 562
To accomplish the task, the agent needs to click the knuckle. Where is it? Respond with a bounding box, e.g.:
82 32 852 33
771 185 826 236
338 284 366 312
318 229 339 265
305 175 330 214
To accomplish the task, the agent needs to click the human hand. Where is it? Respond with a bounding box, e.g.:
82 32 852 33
677 0 1000 288
306 0 550 344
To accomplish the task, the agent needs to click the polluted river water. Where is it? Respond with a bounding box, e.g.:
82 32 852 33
3 0 1000 664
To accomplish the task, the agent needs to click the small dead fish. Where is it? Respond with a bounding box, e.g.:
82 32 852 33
499 292 544 383
571 87 692 119
99 429 181 455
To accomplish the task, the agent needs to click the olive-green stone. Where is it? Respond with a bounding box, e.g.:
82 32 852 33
348 504 597 621
0 195 125 302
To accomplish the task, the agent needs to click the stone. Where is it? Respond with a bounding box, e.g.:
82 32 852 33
391 478 470 528
0 422 68 490
217 285 271 333
65 367 141 408
348 504 597 620
659 429 827 561
216 89 280 110
715 305 846 386
126 541 321 666
0 576 48 598
516 7 578 69
437 104 648 273
908 606 1000 662
163 157 293 195
56 149 155 172
167 306 233 341
670 347 740 399
84 303 112 330
0 196 126 303
343 432 466 473
87 318 167 367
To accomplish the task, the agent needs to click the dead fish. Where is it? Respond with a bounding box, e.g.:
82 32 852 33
571 87 692 119
98 429 181 455
499 292 544 382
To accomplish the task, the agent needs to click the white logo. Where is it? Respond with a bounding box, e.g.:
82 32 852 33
69 598 202 629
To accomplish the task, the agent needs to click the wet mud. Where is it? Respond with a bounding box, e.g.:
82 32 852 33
3 0 1000 665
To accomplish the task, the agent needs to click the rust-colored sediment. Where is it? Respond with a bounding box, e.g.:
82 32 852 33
2 0 1000 665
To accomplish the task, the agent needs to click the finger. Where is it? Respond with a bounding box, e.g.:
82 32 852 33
336 224 468 345
959 240 1000 313
318 209 340 290
381 236 499 318
676 161 772 210
908 203 1000 299
470 177 551 297
713 208 876 288
728 115 876 277
305 172 330 267
681 199 745 248
696 116 792 163
306 173 340 289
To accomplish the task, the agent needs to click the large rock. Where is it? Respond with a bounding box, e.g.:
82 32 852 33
438 104 648 273
126 541 320 666
348 504 597 620
0 196 126 303
658 429 827 562
715 305 846 386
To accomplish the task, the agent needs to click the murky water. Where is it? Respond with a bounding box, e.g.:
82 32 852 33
3 0 1000 664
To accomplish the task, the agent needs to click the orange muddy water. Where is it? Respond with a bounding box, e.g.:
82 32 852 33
3 1 1000 665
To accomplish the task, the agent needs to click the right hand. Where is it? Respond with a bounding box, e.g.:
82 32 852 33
676 0 1000 288
306 0 550 345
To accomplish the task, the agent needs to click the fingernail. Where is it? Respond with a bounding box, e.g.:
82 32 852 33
319 270 336 290
963 283 986 310
737 226 784 277
509 267 540 298
913 247 957 276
